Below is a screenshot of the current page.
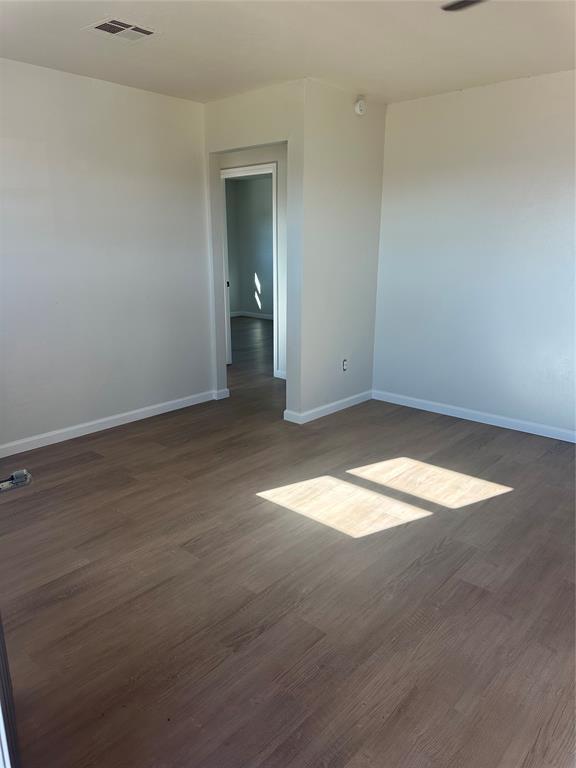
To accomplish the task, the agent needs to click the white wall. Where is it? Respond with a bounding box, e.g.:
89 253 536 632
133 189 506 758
373 70 575 440
206 79 387 421
3 61 570 448
0 59 213 455
226 176 274 317
296 80 386 418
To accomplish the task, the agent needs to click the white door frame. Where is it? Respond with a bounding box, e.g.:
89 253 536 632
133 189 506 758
0 702 12 768
220 162 282 378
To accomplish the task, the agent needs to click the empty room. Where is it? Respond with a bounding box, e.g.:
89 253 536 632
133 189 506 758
0 2 574 767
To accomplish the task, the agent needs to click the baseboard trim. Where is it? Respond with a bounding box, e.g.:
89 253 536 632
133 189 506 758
4 384 569 459
372 389 575 443
284 391 372 425
0 389 230 459
230 312 273 321
274 369 286 380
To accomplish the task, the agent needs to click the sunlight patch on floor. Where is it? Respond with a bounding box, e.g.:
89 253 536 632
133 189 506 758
347 457 513 509
257 475 432 538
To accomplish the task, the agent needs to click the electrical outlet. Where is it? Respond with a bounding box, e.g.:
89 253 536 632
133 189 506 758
342 358 348 372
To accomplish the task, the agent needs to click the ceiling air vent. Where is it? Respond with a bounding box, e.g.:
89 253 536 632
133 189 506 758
91 19 154 41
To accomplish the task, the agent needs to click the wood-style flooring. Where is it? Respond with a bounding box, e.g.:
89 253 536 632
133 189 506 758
0 317 574 768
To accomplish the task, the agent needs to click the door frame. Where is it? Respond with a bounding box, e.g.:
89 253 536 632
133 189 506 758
220 162 282 379
0 613 18 768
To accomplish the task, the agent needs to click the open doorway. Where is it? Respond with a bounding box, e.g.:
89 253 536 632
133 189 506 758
221 163 281 391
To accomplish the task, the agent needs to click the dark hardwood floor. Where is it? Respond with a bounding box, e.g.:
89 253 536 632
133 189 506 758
229 315 276 387
0 317 573 768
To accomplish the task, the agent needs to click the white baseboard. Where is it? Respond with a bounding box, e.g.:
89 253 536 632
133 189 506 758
274 369 286 380
282 386 574 442
372 389 575 443
4 383 569 460
0 389 230 459
230 312 273 321
284 391 372 425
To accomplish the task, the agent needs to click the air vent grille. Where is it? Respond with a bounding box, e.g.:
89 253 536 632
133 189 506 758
91 19 154 41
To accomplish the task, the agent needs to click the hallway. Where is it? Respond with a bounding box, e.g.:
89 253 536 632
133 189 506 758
229 316 275 384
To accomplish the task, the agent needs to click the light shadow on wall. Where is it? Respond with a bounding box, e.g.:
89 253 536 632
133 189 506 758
254 272 262 310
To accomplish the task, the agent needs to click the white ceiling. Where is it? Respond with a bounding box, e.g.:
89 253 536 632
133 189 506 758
0 1 573 103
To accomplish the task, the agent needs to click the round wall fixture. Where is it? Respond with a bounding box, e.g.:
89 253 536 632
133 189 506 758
354 97 367 116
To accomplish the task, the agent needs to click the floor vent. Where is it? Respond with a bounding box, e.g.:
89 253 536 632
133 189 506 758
91 19 154 41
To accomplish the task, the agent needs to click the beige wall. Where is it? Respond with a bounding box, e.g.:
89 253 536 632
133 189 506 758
373 70 575 440
0 59 212 454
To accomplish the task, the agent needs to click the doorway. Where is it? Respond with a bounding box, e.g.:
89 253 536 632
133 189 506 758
221 163 281 389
